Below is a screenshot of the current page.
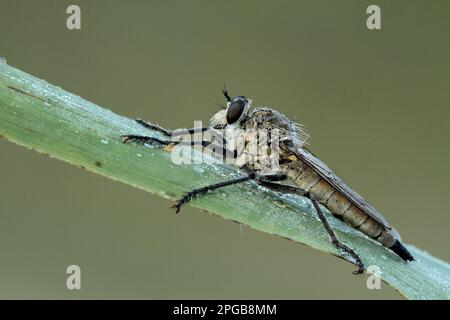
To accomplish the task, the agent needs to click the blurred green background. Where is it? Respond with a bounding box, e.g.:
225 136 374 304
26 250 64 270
0 0 449 299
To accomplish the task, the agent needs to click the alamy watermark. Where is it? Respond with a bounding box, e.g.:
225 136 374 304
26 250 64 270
66 5 81 30
367 5 381 30
366 265 382 290
66 265 81 290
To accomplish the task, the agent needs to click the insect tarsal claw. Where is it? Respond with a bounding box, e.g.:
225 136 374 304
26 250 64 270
352 266 365 275
170 203 182 214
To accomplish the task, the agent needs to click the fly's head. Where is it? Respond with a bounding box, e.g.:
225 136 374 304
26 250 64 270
210 89 252 129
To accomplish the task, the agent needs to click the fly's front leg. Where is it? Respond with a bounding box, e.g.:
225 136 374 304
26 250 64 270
122 119 174 146
123 119 221 148
172 173 255 213
135 118 211 137
123 126 236 160
135 118 173 136
122 120 247 212
122 135 237 161
256 179 365 274
121 134 173 146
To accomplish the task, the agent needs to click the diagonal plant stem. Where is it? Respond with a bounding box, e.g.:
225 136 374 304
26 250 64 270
0 61 449 299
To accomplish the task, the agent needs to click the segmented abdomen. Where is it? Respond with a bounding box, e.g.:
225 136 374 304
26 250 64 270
281 161 397 248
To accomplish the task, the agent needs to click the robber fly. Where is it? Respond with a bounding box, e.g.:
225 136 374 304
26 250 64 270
122 89 414 274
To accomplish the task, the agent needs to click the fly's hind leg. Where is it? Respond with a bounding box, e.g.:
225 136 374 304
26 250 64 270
256 178 365 274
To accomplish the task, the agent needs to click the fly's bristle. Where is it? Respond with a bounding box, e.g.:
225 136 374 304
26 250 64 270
292 122 309 147
210 109 227 128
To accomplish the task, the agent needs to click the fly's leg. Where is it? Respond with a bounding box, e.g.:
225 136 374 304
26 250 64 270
122 134 237 159
125 119 213 143
172 173 255 213
256 179 365 274
134 119 173 136
121 134 173 146
122 118 174 146
124 119 227 149
123 120 246 211
310 195 364 274
135 118 211 137
257 173 288 181
124 119 235 160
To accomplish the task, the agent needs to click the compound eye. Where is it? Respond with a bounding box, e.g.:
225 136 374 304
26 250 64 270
226 99 245 124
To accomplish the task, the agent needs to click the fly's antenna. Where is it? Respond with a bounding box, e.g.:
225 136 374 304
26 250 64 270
222 85 232 102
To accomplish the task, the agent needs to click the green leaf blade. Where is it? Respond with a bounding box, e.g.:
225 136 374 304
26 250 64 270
0 62 449 299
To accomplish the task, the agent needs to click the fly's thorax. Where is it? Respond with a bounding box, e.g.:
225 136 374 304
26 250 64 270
230 107 308 173
224 122 281 173
245 108 308 149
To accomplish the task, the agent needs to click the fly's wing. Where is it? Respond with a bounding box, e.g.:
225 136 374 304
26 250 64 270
287 146 392 230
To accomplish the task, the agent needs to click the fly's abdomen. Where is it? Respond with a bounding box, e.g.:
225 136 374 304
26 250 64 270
282 161 397 248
